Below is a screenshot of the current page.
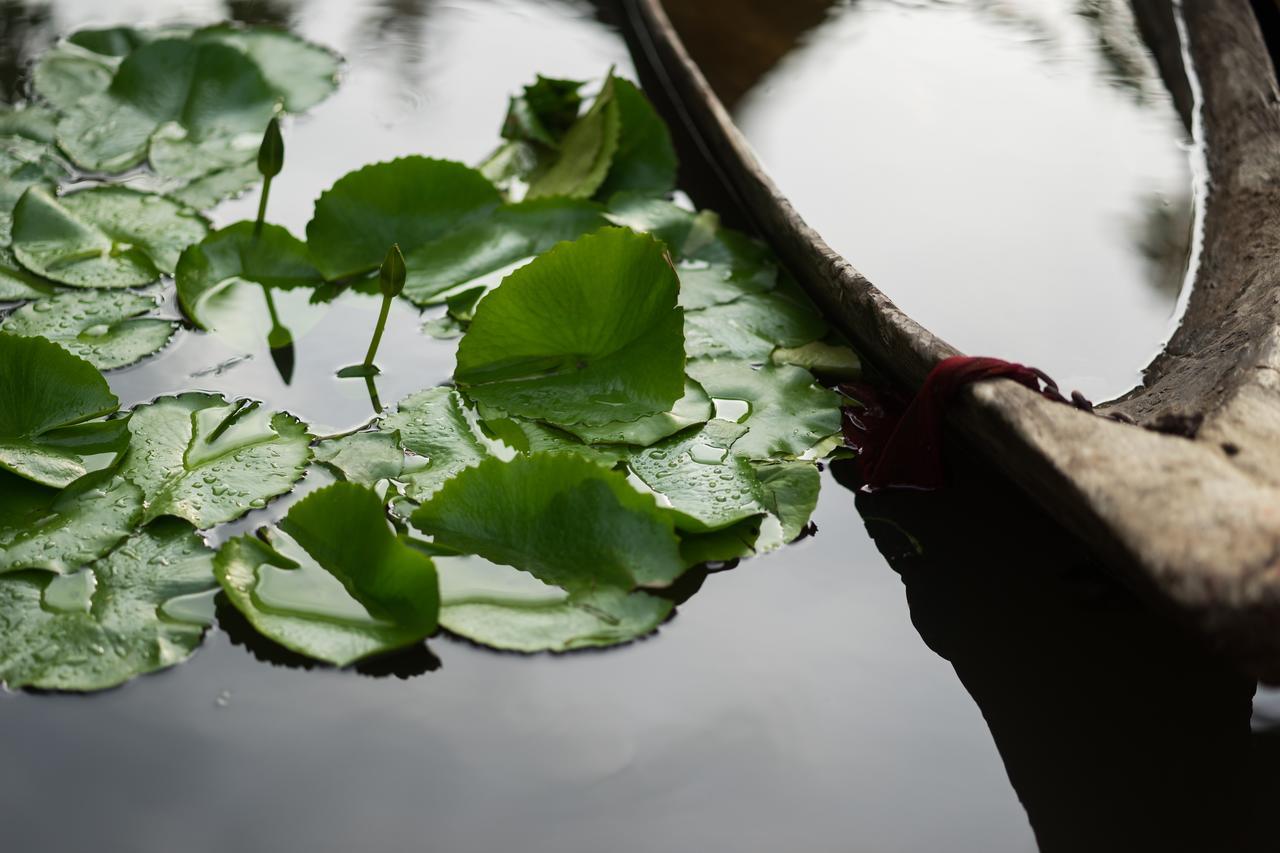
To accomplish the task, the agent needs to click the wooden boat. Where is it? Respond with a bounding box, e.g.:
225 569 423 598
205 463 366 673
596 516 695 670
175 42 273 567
625 0 1280 681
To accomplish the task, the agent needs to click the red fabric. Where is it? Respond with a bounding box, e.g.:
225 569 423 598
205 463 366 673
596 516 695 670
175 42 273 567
842 356 1066 491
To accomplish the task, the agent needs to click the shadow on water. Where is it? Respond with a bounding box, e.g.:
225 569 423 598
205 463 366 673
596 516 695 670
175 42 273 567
831 450 1277 853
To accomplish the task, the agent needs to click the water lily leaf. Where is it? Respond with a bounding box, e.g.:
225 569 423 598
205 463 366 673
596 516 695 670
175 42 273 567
67 26 153 56
684 286 826 360
11 186 208 288
215 482 438 666
31 40 120 112
560 377 712 447
56 38 278 176
0 105 59 143
753 461 821 542
596 78 677 199
314 430 407 488
410 452 685 591
0 333 128 488
0 248 56 301
605 193 697 249
306 157 501 281
687 359 841 460
380 387 494 501
1 290 176 369
628 420 767 533
193 24 340 112
770 340 863 380
118 393 312 529
0 470 143 575
167 158 262 209
479 414 627 465
2 113 69 237
0 518 218 691
501 75 583 148
436 553 671 652
401 197 608 305
677 230 778 311
455 227 684 427
526 75 620 200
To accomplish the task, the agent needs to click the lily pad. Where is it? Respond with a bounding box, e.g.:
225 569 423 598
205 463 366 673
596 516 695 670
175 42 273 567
0 333 129 488
437 553 671 652
306 157 501 280
11 186 208 288
401 197 608 305
0 470 143 575
380 387 494 501
455 227 685 427
770 340 863 380
559 378 712 447
2 118 69 238
628 420 767 533
55 38 277 176
410 452 685 591
0 518 219 691
677 229 778 311
526 74 619 200
1 290 176 369
193 24 340 112
596 78 677 199
118 393 312 529
215 482 438 666
0 248 56 301
31 39 121 112
501 75 583 149
753 461 822 542
683 286 826 360
314 430 408 488
686 359 841 460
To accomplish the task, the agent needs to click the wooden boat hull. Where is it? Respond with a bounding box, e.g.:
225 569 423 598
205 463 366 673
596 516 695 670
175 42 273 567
626 0 1280 681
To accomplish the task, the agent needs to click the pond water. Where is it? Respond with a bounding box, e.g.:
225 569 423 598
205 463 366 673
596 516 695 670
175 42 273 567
0 1 1273 852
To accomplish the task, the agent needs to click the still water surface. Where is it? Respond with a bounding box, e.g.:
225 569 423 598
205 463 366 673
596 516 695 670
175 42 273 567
0 2 1268 851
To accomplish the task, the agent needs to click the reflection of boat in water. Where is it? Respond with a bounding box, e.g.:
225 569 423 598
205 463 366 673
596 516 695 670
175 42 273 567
626 0 1280 682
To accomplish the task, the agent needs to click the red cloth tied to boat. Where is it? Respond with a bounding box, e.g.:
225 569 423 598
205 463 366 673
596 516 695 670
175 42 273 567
842 356 1068 491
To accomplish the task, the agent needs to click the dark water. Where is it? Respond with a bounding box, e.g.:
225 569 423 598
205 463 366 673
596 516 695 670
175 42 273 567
1 2 1276 851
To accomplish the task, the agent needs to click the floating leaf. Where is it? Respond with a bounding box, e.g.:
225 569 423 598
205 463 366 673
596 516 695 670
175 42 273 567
314 430 407 488
596 78 677 199
31 39 120 112
683 286 826 360
11 186 208 288
118 393 312 528
628 420 767 533
753 461 821 542
605 193 697 249
380 387 494 501
0 470 143 575
56 38 277 176
215 483 438 666
677 230 778 311
770 340 863 380
0 334 128 488
526 75 620 200
306 157 501 280
193 24 340 112
1 290 176 369
410 452 685 591
437 553 671 652
2 111 69 239
401 197 608 305
501 75 583 148
455 227 684 427
167 158 262 209
479 414 627 465
0 248 56 301
560 378 712 447
687 359 841 460
0 519 218 691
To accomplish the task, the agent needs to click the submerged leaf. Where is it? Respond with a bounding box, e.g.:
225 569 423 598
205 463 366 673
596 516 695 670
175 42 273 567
687 359 841 460
1 290 176 369
11 186 208 288
0 470 143 575
455 227 684 427
118 393 312 528
410 452 685 591
437 554 671 652
215 482 437 666
0 334 127 488
306 157 501 280
0 519 218 691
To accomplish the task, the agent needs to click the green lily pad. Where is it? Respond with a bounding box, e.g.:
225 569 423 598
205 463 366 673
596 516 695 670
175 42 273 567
683 286 826 360
437 553 671 652
215 482 438 666
314 430 408 488
0 518 219 691
753 461 822 542
410 452 685 591
526 74 620 200
478 414 627 465
31 39 120 112
167 158 263 210
0 469 143 575
118 393 312 529
1 290 176 369
306 157 502 281
770 340 863 380
193 24 340 112
0 333 128 488
455 227 685 427
55 38 277 176
677 230 778 311
11 186 208 288
605 193 698 249
628 420 767 533
0 248 56 301
686 359 841 460
401 197 608 305
2 118 69 238
501 75 583 148
559 378 712 447
595 78 677 199
380 387 495 501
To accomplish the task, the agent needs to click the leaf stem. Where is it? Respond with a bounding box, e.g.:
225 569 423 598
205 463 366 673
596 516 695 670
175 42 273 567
362 292 393 370
253 174 273 241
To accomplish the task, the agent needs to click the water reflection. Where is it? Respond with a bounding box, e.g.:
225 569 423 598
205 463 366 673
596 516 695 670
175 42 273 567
225 0 296 27
0 0 54 101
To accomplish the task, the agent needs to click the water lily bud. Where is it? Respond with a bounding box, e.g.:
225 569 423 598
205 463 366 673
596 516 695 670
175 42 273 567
380 243 406 298
258 117 284 179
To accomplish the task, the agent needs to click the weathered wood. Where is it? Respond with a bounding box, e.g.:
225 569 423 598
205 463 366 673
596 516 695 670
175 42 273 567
626 0 1280 681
